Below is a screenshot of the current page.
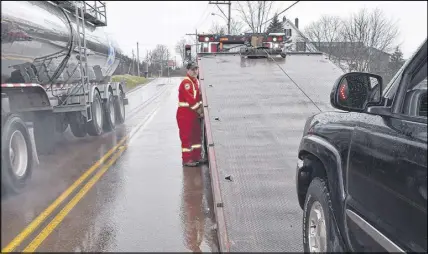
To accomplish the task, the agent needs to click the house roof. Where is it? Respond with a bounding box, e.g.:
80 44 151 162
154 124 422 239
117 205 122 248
282 18 318 52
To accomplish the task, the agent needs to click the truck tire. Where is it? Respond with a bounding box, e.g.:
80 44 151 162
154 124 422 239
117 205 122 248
103 92 116 132
69 112 87 138
55 113 68 133
34 112 55 155
1 114 33 193
114 88 125 125
86 91 104 136
303 177 341 252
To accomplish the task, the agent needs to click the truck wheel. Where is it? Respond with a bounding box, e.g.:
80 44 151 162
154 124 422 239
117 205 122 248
303 177 337 252
86 91 104 136
55 113 68 133
114 88 125 125
69 112 87 138
34 113 55 155
1 114 33 193
103 92 116 132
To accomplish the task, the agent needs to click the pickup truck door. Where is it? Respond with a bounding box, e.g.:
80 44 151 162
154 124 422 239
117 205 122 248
344 50 427 252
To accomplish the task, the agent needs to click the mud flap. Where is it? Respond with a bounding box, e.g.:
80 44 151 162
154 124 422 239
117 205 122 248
26 122 40 165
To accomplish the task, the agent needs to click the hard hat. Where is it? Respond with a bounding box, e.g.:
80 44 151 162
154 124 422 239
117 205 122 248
186 62 199 70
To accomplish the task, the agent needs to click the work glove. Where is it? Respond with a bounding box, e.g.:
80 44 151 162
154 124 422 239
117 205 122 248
196 106 204 118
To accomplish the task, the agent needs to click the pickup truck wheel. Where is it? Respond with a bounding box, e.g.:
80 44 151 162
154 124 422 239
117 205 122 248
303 177 334 252
86 91 104 136
1 114 33 193
103 92 116 132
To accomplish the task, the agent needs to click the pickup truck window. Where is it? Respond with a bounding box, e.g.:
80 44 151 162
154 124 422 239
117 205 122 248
401 62 427 118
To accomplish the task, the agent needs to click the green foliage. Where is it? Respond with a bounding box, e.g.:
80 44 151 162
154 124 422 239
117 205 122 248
112 74 148 91
266 13 283 33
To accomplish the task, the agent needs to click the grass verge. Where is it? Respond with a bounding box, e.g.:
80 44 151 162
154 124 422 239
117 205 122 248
112 74 148 92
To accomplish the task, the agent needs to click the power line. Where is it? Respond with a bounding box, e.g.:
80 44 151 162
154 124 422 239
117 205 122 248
243 1 300 33
194 4 211 29
263 48 322 112
264 1 300 27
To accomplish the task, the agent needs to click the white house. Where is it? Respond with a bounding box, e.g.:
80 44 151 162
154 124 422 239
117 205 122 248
281 17 318 53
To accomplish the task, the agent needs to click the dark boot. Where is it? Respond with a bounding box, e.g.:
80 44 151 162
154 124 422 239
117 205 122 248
183 160 198 167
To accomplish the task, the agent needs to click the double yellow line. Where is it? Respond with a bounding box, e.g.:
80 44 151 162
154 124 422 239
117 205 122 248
2 104 161 252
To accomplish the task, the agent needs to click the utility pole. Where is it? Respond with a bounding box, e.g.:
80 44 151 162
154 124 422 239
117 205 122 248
144 49 149 78
132 49 135 76
209 1 231 35
137 42 140 76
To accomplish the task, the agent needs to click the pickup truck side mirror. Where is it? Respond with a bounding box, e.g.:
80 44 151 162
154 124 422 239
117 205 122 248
330 72 383 112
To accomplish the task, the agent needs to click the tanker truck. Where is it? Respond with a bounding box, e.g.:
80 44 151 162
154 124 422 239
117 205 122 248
1 1 129 193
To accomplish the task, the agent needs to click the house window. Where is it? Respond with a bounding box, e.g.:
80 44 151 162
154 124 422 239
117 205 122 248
285 29 292 37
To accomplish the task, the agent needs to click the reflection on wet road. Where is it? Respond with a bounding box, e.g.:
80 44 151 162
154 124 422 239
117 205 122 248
1 78 218 252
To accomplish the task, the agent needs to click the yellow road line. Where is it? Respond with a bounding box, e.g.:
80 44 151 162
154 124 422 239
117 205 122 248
2 87 163 253
22 106 161 252
23 146 127 252
1 137 128 253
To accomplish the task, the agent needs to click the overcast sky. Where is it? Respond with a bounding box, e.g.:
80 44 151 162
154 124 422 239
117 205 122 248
103 1 427 61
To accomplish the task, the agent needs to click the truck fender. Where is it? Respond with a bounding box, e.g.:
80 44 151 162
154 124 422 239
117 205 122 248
26 122 40 165
96 83 112 100
298 135 348 250
298 135 346 203
109 82 124 97
87 84 102 103
109 82 128 105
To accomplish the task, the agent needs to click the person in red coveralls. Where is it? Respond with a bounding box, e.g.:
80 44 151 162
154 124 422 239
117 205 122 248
177 62 207 167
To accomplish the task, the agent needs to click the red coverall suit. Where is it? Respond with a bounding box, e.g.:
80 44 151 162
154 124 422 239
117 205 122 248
176 75 203 163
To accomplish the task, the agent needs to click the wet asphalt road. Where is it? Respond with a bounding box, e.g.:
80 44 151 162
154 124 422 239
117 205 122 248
1 77 218 252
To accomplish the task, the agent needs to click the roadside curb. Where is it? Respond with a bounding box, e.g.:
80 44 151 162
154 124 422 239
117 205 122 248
199 58 231 252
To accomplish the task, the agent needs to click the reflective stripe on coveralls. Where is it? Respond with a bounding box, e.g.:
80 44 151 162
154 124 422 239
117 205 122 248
178 101 202 109
183 77 197 99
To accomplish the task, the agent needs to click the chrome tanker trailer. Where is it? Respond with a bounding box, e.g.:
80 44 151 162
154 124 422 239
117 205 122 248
1 1 128 193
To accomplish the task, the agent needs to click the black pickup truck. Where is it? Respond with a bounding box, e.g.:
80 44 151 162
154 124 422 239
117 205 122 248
296 39 427 253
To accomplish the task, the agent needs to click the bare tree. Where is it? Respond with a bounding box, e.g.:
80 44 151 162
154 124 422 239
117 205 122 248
150 44 170 76
175 38 188 66
304 8 399 75
341 8 399 72
209 21 226 35
208 18 244 35
304 15 343 60
236 1 274 33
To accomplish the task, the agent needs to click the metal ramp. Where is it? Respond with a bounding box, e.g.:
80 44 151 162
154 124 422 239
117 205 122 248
199 53 343 252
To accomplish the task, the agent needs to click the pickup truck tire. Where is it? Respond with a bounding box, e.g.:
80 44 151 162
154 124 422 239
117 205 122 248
1 114 33 193
303 177 338 252
103 92 116 132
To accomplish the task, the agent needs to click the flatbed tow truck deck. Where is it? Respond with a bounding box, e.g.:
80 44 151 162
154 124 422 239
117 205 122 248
199 52 344 252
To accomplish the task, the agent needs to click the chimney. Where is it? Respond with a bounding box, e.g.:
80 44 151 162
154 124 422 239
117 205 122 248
283 16 286 23
295 18 299 28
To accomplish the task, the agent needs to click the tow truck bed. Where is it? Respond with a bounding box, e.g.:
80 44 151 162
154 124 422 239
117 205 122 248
199 52 343 252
